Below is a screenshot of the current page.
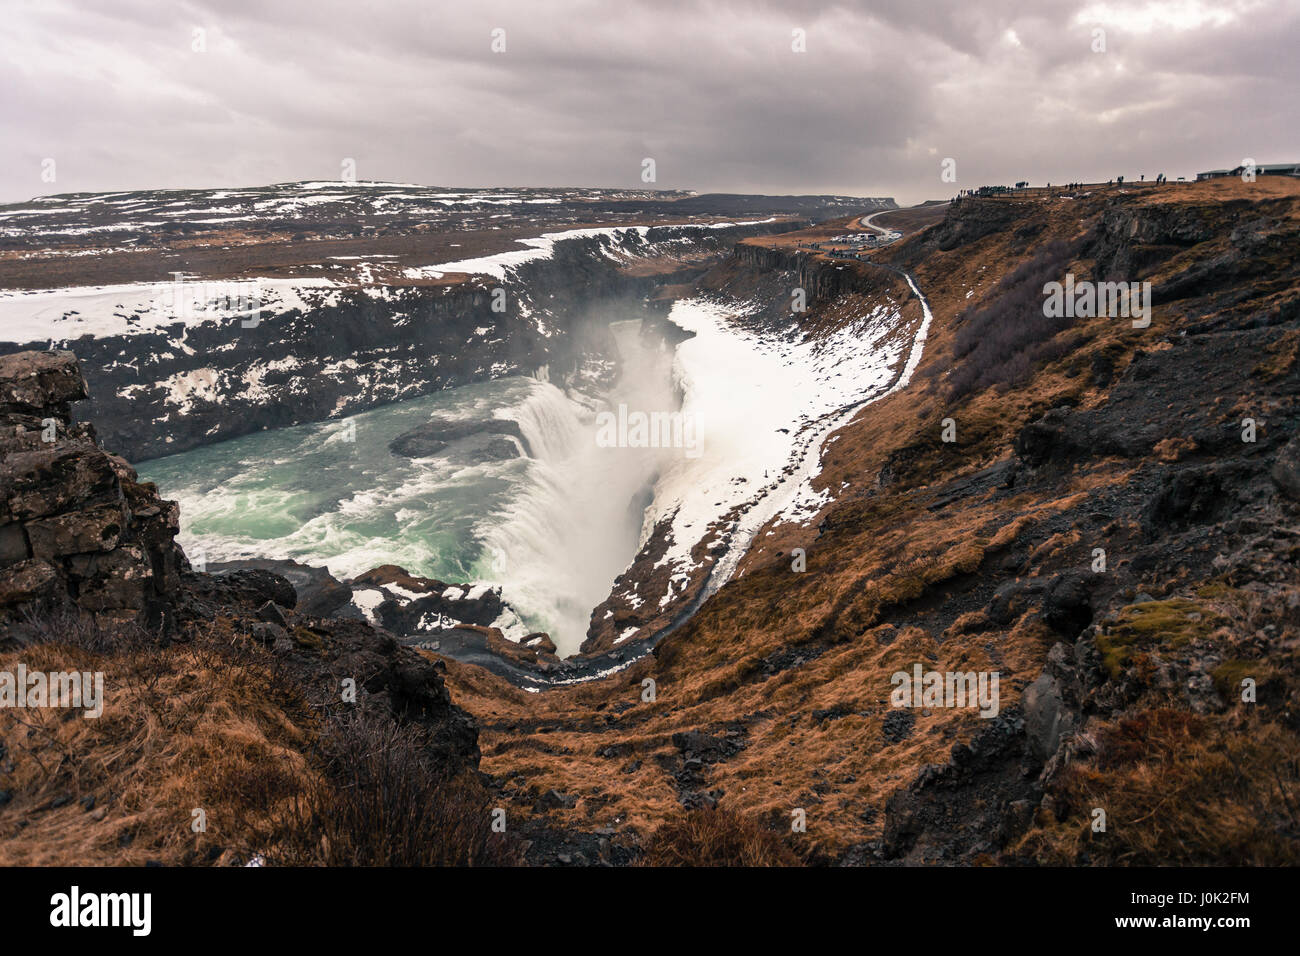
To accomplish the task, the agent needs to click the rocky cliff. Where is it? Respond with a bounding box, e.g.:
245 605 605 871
0 351 487 862
4 220 798 463
0 350 184 626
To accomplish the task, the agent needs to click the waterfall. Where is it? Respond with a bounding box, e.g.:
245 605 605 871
478 323 679 655
494 381 587 461
140 317 684 660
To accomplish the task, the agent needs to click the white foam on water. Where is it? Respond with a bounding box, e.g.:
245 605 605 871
477 323 679 655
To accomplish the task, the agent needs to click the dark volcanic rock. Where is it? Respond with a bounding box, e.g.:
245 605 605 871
1013 404 1157 469
0 350 185 629
881 708 1033 862
534 789 578 811
183 568 297 616
1013 407 1075 469
881 709 916 743
1022 672 1072 763
1271 435 1300 499
0 349 89 416
672 730 741 763
351 565 505 631
257 600 288 626
209 558 352 617
986 578 1045 626
1142 463 1249 536
1042 571 1093 638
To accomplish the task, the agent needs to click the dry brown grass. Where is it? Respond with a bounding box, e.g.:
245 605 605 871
0 617 508 866
1015 711 1300 865
639 808 801 866
0 618 313 865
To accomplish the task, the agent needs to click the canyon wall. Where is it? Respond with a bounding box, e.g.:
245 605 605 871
3 220 798 462
579 238 921 656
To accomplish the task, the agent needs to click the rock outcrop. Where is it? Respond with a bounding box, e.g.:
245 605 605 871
0 350 185 627
388 417 532 459
0 349 481 780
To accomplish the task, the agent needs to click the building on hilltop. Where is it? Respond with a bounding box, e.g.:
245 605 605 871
1197 163 1300 181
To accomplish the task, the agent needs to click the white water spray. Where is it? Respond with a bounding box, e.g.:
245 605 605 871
480 321 680 655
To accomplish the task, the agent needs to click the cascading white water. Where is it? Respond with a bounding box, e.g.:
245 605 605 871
495 384 586 461
478 321 679 655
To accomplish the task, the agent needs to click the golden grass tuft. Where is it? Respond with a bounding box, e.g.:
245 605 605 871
1015 711 1300 865
638 808 801 866
0 619 511 866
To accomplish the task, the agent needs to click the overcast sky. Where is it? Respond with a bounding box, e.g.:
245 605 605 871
2 0 1296 205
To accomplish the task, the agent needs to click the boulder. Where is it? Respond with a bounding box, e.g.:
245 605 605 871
210 558 350 617
1013 407 1073 469
1272 435 1300 500
0 349 88 414
986 578 1045 626
388 417 532 459
1142 462 1246 535
1043 571 1093 638
257 600 289 626
191 568 297 612
534 789 578 811
524 632 558 655
1022 673 1071 762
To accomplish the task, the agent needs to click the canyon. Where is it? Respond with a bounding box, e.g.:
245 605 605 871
1 177 1298 865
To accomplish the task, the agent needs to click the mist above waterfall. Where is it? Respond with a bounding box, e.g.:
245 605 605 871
483 319 681 653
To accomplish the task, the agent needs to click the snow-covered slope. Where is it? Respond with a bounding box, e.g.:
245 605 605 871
592 292 921 647
0 182 696 243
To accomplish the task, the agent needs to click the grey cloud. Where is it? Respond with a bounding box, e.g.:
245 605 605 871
1 0 1296 204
